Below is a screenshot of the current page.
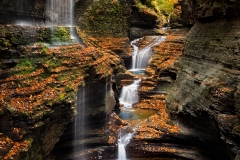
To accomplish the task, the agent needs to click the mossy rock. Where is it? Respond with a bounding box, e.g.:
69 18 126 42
0 26 6 37
39 28 51 42
0 38 11 47
51 27 71 42
79 0 131 37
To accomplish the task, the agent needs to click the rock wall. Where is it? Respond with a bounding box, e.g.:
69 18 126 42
0 25 125 159
166 1 240 159
0 25 73 51
76 0 131 38
179 0 240 25
52 77 117 159
0 0 45 24
129 5 160 40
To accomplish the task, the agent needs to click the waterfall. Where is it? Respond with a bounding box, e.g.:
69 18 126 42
69 0 76 40
117 36 167 160
131 36 166 70
46 0 71 26
74 86 86 159
131 38 140 70
45 0 83 44
16 0 74 26
119 79 141 108
70 0 74 27
118 129 134 160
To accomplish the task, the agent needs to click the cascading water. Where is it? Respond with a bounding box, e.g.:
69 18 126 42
17 0 74 27
118 129 134 160
117 79 140 160
119 79 141 108
74 86 86 159
69 0 75 39
117 36 166 160
130 38 140 70
131 36 166 70
45 0 73 26
70 0 74 27
45 0 83 44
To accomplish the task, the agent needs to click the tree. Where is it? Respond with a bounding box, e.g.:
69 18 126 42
144 0 178 19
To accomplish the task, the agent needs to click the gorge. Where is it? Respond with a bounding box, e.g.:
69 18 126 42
0 0 240 160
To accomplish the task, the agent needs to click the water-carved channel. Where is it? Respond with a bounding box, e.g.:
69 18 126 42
115 36 175 160
52 36 180 160
1 0 238 159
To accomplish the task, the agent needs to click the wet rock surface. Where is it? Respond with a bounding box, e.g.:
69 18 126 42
0 0 45 24
166 18 240 160
1 0 240 159
116 27 237 160
129 5 160 40
0 24 126 159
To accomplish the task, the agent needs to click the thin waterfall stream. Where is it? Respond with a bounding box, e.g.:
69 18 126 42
119 79 141 108
117 36 166 160
130 36 166 71
46 0 72 26
118 79 140 160
17 0 83 44
118 129 135 160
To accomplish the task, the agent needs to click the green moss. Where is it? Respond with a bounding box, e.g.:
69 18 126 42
11 36 23 44
15 58 36 75
51 27 71 42
38 42 48 54
39 28 51 42
17 58 32 67
142 0 177 17
80 0 131 37
59 93 66 101
5 105 16 114
2 40 11 47
44 57 62 72
136 2 145 9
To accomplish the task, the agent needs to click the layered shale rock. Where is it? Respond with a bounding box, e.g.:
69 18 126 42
166 2 240 159
0 0 45 24
0 25 126 159
179 0 240 25
129 5 161 40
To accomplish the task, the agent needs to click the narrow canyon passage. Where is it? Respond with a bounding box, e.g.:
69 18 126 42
52 34 180 160
53 30 219 160
111 29 229 160
1 0 240 160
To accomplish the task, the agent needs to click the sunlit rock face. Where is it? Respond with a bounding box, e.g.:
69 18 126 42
167 1 240 159
0 0 45 25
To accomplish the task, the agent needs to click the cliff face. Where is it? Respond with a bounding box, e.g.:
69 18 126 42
129 4 162 40
76 0 131 38
166 1 240 159
0 0 45 24
179 0 240 25
75 0 169 56
0 25 125 159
